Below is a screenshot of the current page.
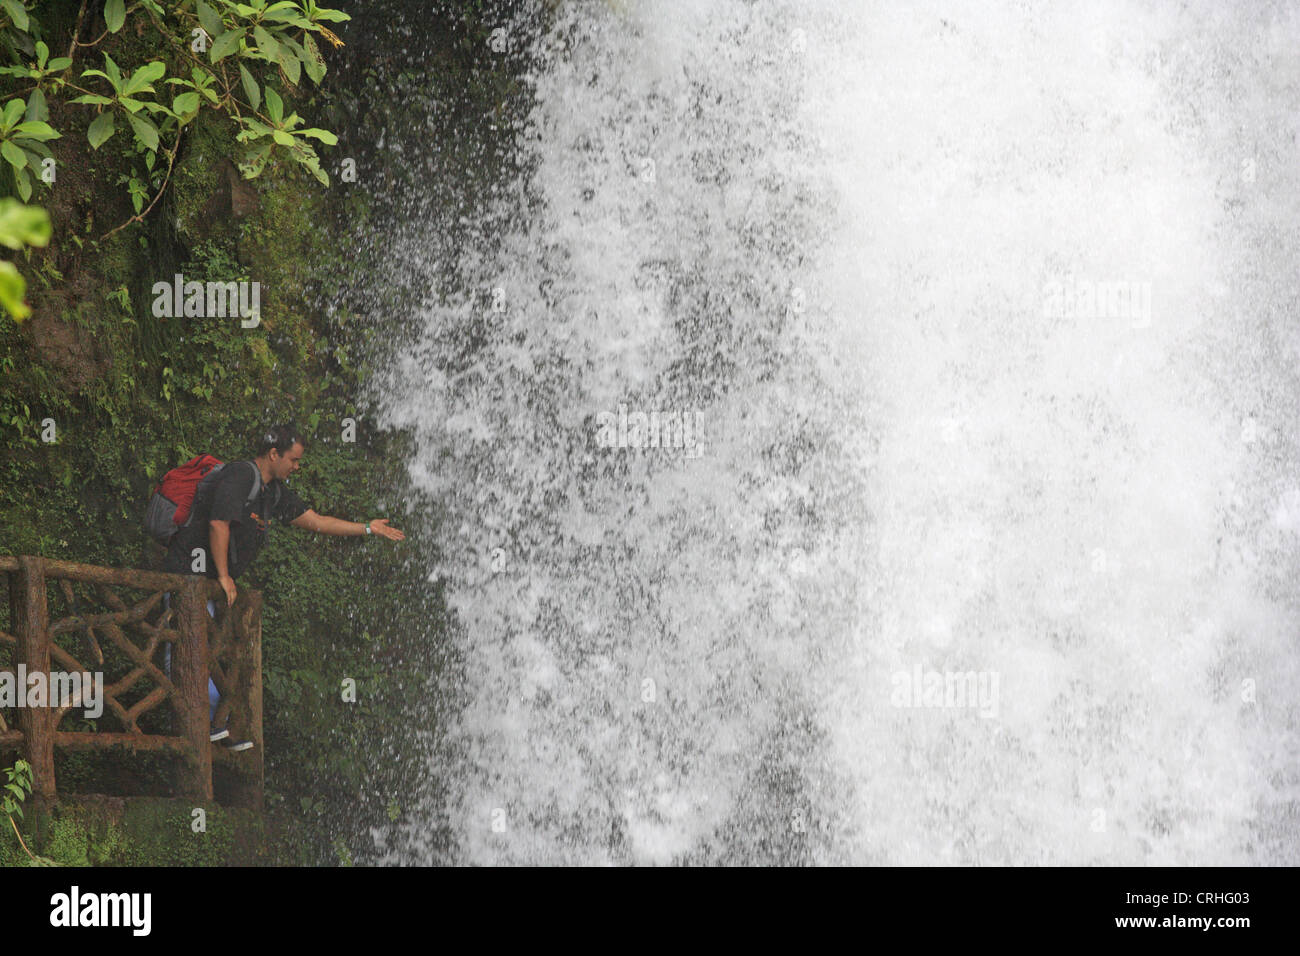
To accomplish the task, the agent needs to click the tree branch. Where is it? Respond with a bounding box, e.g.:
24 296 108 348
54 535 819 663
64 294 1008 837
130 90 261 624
73 26 112 50
97 129 184 243
64 0 89 64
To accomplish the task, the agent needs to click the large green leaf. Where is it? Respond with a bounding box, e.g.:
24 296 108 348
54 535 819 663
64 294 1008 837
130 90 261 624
104 0 126 33
0 260 31 321
25 88 48 123
264 87 284 124
1 98 24 129
196 0 223 38
0 198 51 249
276 43 301 86
300 33 326 84
210 27 246 63
293 149 328 186
309 8 350 23
254 25 280 60
127 112 159 151
12 121 58 142
264 1 308 24
297 128 337 145
172 91 201 118
87 111 116 149
20 142 49 164
123 61 166 96
0 0 29 32
239 64 261 110
103 54 123 91
0 139 26 169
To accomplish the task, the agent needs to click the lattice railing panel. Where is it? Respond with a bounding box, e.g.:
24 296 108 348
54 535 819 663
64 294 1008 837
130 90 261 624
0 556 264 807
41 577 182 734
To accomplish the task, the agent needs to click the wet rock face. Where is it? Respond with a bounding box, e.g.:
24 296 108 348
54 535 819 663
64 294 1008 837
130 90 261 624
196 160 261 228
28 280 114 395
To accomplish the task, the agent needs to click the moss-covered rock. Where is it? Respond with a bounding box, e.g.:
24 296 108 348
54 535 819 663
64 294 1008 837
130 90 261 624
0 796 278 867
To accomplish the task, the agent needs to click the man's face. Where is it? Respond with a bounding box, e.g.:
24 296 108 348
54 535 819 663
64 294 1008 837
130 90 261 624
270 442 304 481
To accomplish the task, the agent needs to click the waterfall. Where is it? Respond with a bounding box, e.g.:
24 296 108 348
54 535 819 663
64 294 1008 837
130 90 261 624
374 0 1300 865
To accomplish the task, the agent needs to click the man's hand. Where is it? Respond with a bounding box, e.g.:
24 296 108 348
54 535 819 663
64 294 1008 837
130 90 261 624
368 518 405 541
218 574 237 608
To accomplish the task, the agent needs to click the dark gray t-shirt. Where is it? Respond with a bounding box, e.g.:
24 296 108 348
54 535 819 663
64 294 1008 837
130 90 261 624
163 461 308 579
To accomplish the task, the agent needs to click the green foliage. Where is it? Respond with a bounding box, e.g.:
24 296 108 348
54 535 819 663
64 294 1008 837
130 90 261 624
0 0 34 64
0 196 49 319
0 80 61 201
38 812 123 866
332 836 352 866
2 758 32 821
103 0 126 35
0 0 30 34
73 55 171 153
0 796 272 867
1 759 57 865
1 0 349 242
0 196 49 248
0 0 351 318
234 84 337 184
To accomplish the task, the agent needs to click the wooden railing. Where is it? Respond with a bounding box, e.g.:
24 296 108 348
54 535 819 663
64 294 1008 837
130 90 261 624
0 556 263 808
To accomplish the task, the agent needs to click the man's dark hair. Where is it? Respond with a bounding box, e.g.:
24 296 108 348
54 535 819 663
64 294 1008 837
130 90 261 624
256 424 305 457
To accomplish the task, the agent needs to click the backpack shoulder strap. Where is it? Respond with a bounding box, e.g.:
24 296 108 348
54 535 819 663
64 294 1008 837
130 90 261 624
243 460 264 505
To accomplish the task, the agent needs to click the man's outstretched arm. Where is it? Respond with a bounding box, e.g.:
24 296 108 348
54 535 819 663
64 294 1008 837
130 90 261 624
290 510 405 540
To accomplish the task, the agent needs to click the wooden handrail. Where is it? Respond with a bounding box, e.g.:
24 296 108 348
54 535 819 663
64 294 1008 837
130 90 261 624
3 557 225 600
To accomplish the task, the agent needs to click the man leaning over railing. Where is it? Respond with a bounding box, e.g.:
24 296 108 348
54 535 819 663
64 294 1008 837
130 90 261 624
161 424 404 751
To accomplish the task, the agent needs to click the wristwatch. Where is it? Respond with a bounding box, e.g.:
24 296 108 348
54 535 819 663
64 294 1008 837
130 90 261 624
364 521 372 535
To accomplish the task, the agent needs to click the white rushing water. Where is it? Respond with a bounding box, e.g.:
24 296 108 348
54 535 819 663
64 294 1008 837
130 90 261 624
374 0 1300 864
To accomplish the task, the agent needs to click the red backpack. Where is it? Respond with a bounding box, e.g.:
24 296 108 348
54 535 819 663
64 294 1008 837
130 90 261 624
144 455 261 544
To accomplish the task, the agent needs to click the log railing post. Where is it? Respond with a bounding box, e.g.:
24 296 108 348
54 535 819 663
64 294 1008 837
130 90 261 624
172 576 213 802
225 590 264 809
247 590 264 809
13 556 55 801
